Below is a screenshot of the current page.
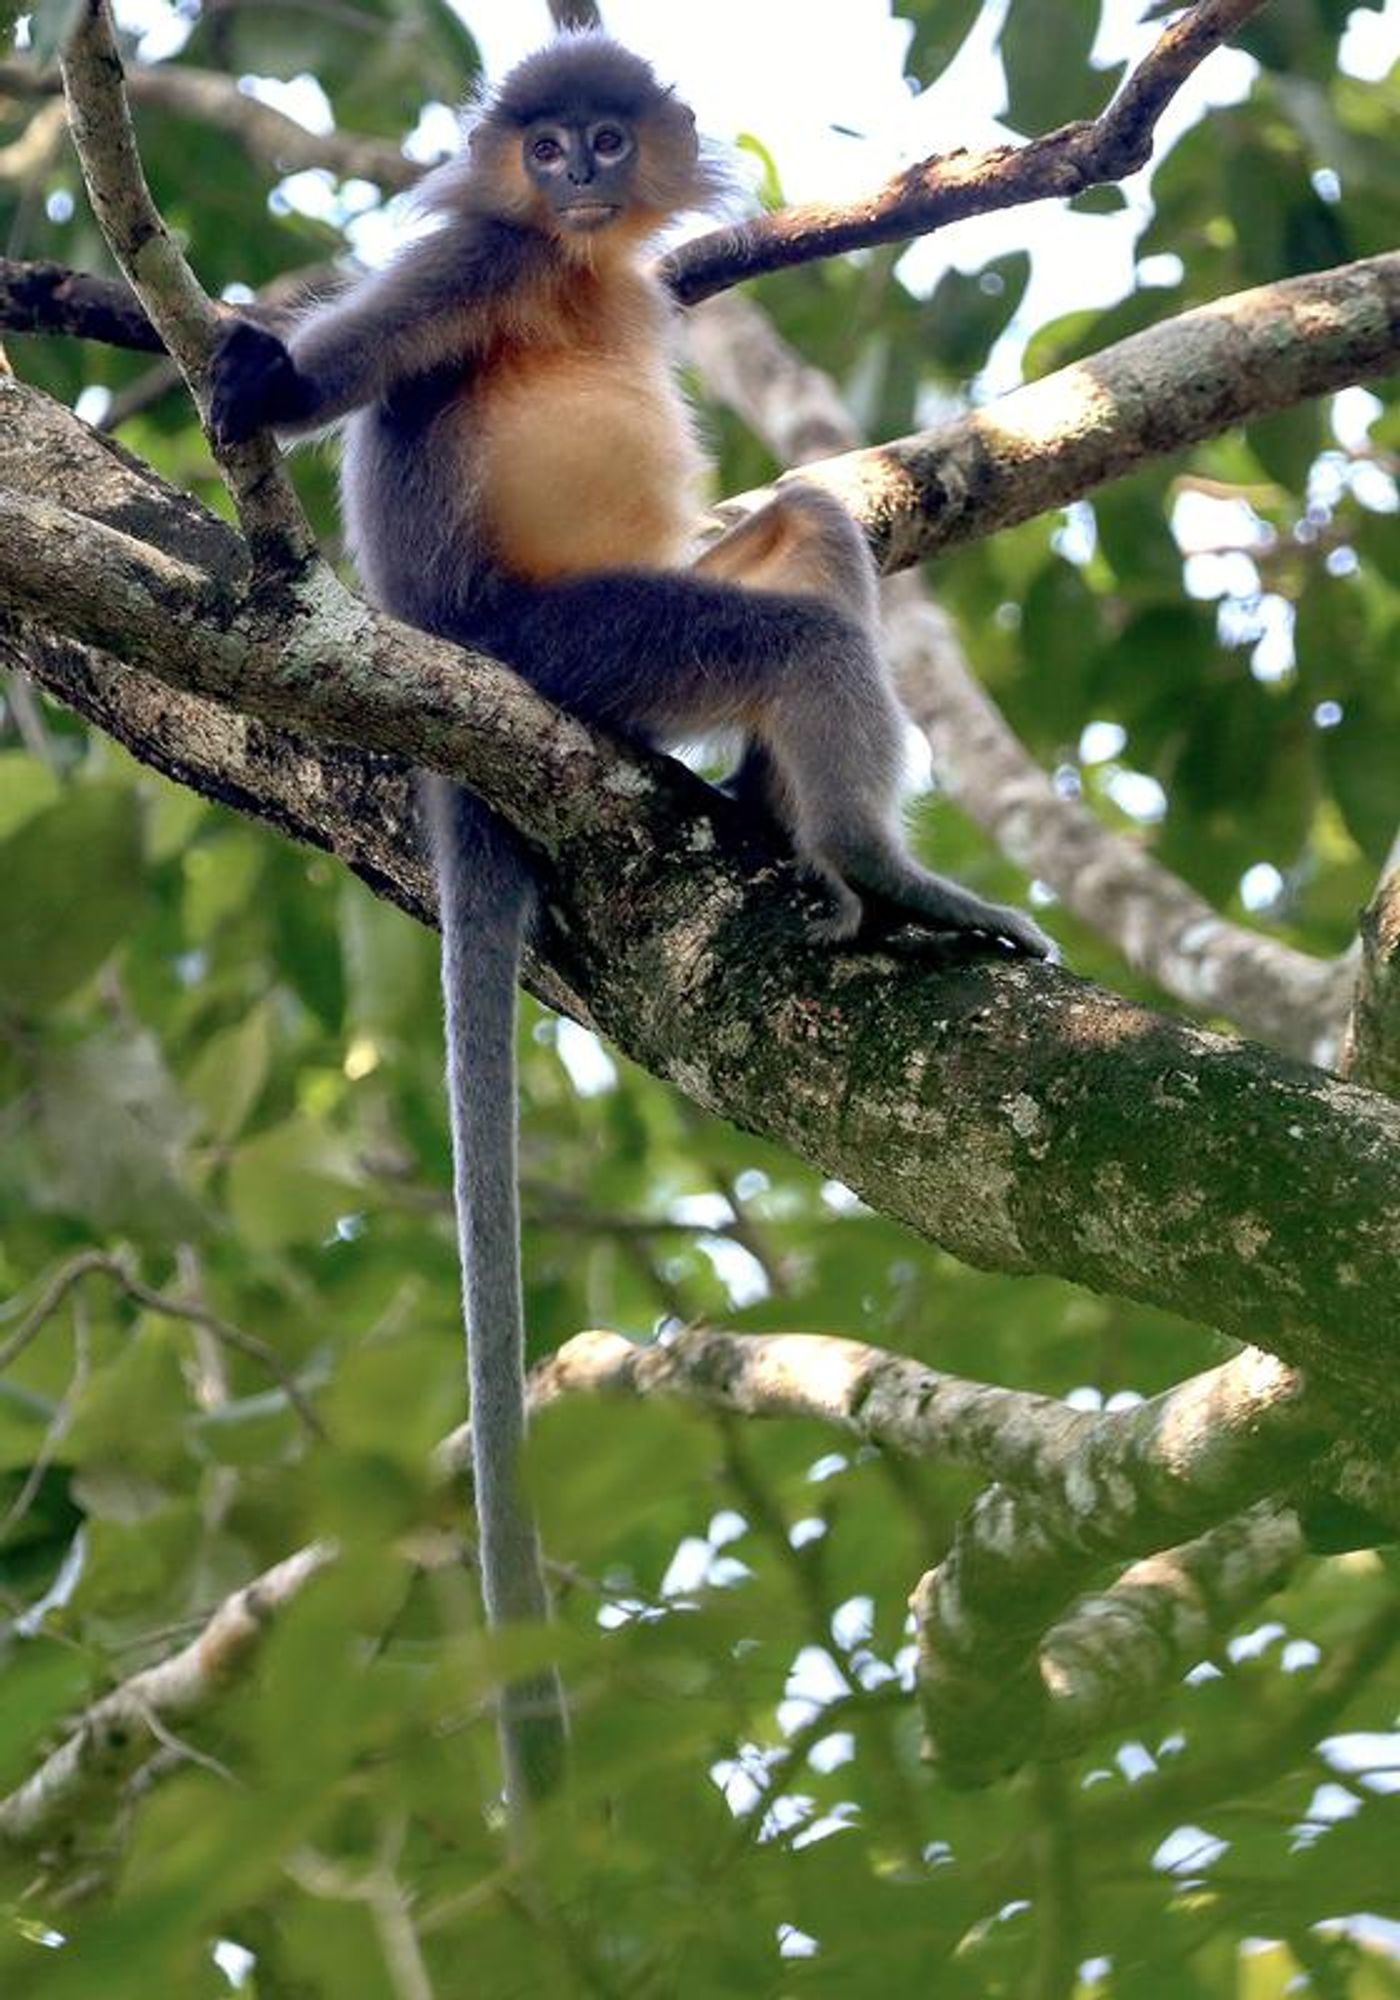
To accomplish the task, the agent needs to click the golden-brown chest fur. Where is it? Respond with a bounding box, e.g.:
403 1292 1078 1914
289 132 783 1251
467 257 707 582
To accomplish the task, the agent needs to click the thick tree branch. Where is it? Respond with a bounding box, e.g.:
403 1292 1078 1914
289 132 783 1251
909 1420 1312 1785
788 253 1400 575
522 1327 1358 1780
523 1330 1333 1503
690 288 1351 1060
5 383 1400 1404
922 1504 1303 1782
517 1331 1341 1779
663 0 1272 304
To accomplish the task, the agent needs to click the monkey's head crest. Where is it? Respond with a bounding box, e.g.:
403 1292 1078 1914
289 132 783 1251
421 34 730 237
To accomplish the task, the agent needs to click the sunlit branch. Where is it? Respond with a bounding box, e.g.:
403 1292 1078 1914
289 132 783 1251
664 0 1273 303
0 1544 335 1850
689 286 1353 1059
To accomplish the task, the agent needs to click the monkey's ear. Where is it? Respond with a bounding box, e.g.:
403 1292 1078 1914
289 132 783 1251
420 124 535 222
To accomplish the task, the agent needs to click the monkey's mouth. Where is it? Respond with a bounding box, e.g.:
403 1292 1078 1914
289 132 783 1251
556 202 620 230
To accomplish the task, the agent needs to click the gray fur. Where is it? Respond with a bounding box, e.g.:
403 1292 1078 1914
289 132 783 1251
206 30 1049 1818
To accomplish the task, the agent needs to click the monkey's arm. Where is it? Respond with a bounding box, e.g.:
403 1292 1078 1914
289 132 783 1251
209 220 532 446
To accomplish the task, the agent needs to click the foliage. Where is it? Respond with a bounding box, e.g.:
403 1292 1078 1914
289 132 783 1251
2 1 1399 1994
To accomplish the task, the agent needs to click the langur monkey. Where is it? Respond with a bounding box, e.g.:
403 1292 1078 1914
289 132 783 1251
210 34 1050 1809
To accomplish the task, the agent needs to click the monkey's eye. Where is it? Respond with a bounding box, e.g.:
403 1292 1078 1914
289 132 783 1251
530 135 564 166
593 126 629 159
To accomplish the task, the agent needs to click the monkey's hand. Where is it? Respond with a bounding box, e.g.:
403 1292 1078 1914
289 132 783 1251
208 320 308 448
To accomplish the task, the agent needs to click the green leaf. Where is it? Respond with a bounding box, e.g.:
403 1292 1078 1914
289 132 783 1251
735 132 784 211
1323 701 1400 864
0 1638 92 1794
0 752 61 841
184 1003 273 1146
921 252 1030 377
1245 403 1325 489
227 1117 363 1248
0 783 144 1010
901 0 983 88
1001 0 1123 132
32 1028 202 1239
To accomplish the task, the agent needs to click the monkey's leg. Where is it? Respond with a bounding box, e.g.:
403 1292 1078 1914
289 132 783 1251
696 492 1050 954
493 571 1048 955
721 741 789 821
694 485 878 626
760 659 1052 955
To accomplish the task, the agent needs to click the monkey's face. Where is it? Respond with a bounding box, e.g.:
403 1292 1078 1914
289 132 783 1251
522 117 638 233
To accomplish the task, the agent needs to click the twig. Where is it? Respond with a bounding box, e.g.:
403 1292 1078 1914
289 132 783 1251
0 1247 116 1372
0 1249 324 1437
1029 1761 1081 2000
57 0 315 569
0 1297 91 1543
665 0 1273 303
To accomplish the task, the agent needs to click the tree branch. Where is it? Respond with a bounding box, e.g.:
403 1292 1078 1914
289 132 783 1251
786 253 1400 575
0 1544 335 1851
0 252 166 351
521 1329 1340 1502
1341 867 1400 1096
6 385 1400 1402
0 1248 324 1437
689 287 1352 1060
908 1503 1307 1785
663 0 1273 303
908 1392 1314 1785
5 0 1263 324
0 54 418 192
58 0 316 570
1033 1504 1305 1762
957 1584 1400 1917
521 1329 1341 1778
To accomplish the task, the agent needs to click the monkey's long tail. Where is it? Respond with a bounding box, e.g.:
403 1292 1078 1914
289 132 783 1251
424 775 569 1811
